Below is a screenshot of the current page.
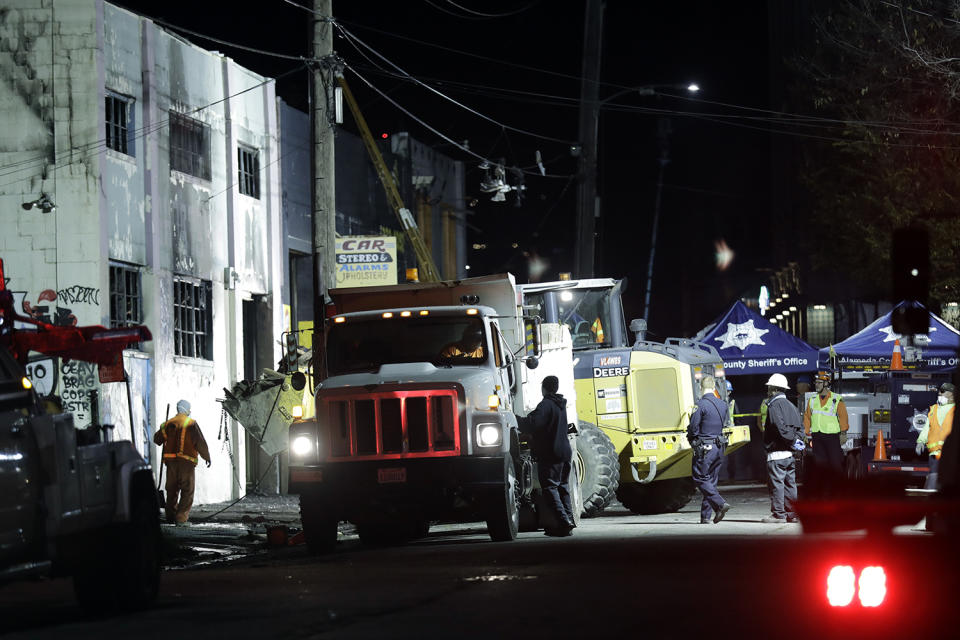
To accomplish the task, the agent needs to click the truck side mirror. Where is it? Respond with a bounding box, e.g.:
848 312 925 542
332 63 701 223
523 316 542 358
525 357 539 370
290 371 307 391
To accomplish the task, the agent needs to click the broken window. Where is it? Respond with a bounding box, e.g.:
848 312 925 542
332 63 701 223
238 146 260 199
173 276 213 360
169 111 211 180
109 262 143 330
105 93 134 156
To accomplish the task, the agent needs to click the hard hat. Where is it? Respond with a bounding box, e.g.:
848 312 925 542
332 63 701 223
815 370 831 384
765 373 789 390
726 380 733 392
940 382 956 394
177 399 191 415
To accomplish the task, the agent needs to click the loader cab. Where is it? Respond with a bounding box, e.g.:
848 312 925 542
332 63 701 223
519 278 627 350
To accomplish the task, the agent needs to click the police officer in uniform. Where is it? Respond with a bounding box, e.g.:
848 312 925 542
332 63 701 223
688 375 732 524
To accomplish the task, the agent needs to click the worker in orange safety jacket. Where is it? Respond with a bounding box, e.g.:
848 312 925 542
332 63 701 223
917 383 955 490
154 399 211 524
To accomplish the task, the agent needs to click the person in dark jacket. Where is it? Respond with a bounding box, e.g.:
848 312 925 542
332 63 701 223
516 375 575 536
761 374 804 523
688 375 732 524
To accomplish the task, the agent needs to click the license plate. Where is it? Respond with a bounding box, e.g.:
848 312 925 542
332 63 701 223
377 467 407 483
291 468 323 483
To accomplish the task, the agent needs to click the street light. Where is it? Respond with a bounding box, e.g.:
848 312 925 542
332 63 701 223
574 82 699 326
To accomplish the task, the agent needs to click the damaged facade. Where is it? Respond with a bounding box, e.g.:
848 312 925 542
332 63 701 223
0 0 282 504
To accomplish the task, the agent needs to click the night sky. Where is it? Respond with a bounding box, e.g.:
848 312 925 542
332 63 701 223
119 0 774 338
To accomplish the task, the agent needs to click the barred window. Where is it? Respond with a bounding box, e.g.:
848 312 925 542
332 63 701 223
109 263 142 329
173 277 213 360
169 111 211 180
106 94 133 155
238 146 260 199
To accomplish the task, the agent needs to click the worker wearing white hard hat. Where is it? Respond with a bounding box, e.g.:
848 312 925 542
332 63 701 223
761 373 804 523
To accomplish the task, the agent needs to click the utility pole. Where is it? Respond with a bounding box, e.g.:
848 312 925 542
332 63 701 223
311 0 335 370
574 0 604 280
642 118 671 324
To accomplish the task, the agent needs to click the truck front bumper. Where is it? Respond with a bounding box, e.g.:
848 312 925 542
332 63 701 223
289 455 506 522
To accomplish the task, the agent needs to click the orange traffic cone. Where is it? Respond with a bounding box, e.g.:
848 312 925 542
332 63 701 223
890 339 904 370
873 430 888 461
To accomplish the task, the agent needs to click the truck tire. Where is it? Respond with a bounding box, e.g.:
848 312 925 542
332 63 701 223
616 477 697 515
486 452 519 541
575 421 620 517
300 493 338 554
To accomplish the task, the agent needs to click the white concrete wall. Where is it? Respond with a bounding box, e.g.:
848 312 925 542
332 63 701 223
0 0 283 505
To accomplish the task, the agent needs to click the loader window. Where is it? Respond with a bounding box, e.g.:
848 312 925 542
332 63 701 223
528 288 614 350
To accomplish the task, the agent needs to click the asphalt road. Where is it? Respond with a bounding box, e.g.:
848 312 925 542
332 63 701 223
3 485 952 639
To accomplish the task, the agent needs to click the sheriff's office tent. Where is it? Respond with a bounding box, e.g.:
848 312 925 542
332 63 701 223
695 300 819 376
819 301 960 372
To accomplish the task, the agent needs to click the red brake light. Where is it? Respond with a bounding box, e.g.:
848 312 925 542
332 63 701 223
858 566 886 607
827 565 886 607
827 565 856 607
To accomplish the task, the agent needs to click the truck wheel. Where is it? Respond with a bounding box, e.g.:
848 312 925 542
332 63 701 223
486 452 519 541
300 494 338 554
568 463 583 527
115 477 161 610
616 477 697 515
575 421 620 517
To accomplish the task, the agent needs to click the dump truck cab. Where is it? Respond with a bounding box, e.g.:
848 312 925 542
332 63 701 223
288 274 582 552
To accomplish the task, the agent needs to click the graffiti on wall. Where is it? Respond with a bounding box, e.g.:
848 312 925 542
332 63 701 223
24 356 58 397
60 359 98 424
10 285 101 327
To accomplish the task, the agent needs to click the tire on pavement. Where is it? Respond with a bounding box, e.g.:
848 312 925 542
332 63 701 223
486 451 519 541
575 421 620 517
616 477 697 515
299 493 339 554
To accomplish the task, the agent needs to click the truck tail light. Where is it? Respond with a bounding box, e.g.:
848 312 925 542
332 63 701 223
827 565 886 607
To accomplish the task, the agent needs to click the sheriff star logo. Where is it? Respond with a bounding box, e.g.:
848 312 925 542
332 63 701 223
878 325 934 344
714 319 769 351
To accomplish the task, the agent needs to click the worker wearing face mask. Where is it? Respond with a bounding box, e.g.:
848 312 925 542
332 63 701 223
802 370 848 496
916 383 955 490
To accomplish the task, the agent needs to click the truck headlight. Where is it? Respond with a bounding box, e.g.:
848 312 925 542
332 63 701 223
476 423 502 447
291 435 315 457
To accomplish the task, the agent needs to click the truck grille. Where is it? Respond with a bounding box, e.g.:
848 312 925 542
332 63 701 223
320 389 461 460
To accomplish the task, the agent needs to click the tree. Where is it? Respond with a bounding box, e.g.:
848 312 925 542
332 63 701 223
794 0 960 305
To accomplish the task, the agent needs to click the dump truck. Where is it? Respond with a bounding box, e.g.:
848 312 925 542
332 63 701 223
287 273 582 551
518 278 751 515
0 259 159 611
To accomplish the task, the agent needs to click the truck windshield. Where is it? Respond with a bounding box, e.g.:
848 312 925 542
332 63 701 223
526 288 614 349
326 316 488 375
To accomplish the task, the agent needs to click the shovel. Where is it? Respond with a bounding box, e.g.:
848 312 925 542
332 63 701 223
157 403 169 507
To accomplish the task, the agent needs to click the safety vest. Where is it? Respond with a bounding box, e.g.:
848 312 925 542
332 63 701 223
160 413 200 465
927 404 954 459
808 392 842 434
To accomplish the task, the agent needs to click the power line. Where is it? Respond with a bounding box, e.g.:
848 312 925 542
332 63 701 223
443 0 541 19
336 23 577 145
343 62 575 179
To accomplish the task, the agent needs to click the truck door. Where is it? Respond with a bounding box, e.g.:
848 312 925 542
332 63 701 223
489 320 514 411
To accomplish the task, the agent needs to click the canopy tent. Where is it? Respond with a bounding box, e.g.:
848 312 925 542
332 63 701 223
695 301 819 375
819 301 960 372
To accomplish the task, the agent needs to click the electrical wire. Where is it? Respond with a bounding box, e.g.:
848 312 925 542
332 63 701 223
151 16 306 61
343 62 576 179
335 22 577 145
423 0 490 20
443 0 541 19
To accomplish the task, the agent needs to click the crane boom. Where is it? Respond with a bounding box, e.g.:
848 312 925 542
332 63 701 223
337 76 441 283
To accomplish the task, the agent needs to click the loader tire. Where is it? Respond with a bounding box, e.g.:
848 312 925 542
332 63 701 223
616 477 697 515
575 421 620 517
299 493 338 554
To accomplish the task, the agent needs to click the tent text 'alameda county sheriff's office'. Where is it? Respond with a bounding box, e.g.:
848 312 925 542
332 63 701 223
819 301 960 372
695 301 819 376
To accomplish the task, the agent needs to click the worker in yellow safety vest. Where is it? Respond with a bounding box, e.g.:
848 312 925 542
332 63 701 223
153 399 211 525
917 383 955 490
803 371 848 493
